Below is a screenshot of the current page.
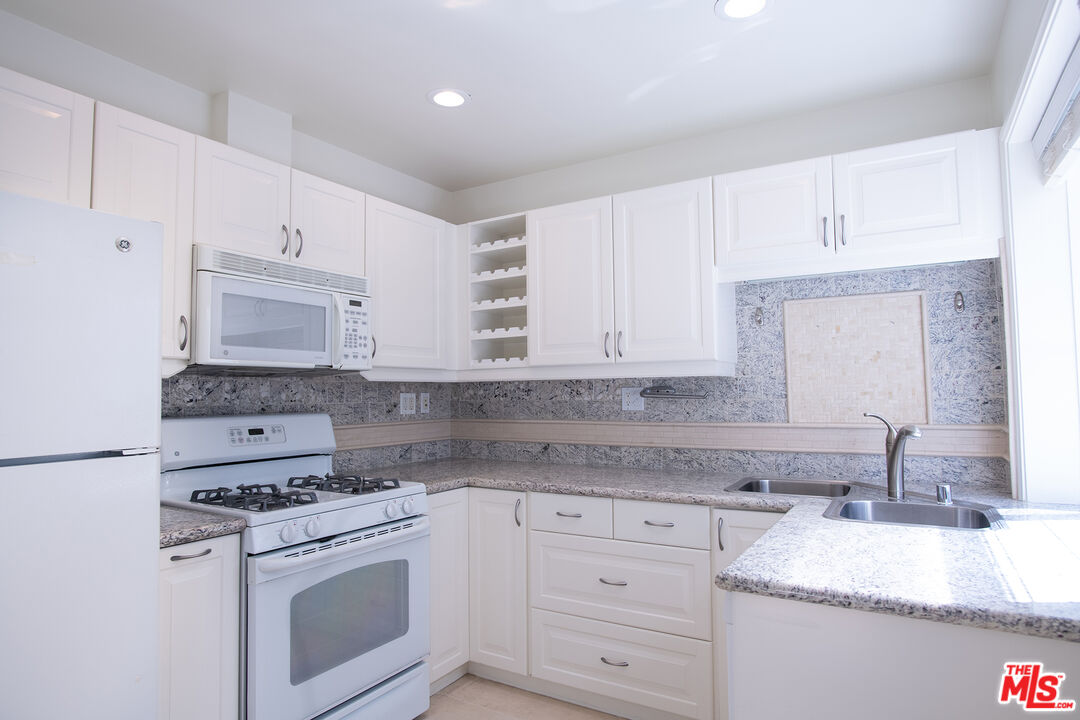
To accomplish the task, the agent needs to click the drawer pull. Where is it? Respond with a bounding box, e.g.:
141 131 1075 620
556 511 583 518
601 657 630 667
643 520 675 527
599 577 628 586
170 547 212 562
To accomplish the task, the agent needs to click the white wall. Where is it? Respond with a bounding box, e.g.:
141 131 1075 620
447 76 996 224
992 0 1053 124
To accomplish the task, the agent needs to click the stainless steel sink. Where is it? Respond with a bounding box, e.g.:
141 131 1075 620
726 477 853 497
823 499 1002 530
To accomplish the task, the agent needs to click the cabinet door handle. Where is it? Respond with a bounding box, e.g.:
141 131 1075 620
601 657 629 667
371 335 377 359
177 315 189 352
616 330 624 358
840 214 847 246
295 227 304 258
280 224 289 255
170 547 212 562
644 520 675 527
556 511 582 518
514 498 522 527
822 216 829 247
599 577 628 586
603 331 611 358
717 516 725 551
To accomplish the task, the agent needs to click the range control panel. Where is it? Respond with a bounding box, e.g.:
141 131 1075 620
228 424 286 446
340 295 372 368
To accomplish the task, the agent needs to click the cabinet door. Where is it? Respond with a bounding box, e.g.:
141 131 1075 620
194 137 291 259
0 66 92 206
469 488 528 675
710 508 781 720
92 104 195 373
526 197 614 366
365 196 448 368
832 130 999 269
612 178 716 363
289 169 365 274
159 534 240 720
428 488 470 682
714 157 834 281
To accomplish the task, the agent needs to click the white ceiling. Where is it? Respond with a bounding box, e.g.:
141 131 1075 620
0 0 1009 191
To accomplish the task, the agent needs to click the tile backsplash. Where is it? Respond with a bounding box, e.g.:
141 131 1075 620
162 259 1009 495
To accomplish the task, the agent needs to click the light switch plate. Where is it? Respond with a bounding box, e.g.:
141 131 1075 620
621 387 644 412
420 392 430 414
399 392 417 415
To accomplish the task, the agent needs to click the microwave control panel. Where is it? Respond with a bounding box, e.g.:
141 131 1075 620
340 296 372 369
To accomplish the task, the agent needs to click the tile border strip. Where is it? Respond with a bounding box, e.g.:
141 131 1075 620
334 419 1008 459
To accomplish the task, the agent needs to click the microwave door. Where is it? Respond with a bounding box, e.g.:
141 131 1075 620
198 274 334 368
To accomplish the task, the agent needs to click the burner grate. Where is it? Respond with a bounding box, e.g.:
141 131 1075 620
287 473 401 495
191 484 319 512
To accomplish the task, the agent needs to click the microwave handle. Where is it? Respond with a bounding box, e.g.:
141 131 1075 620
331 294 347 368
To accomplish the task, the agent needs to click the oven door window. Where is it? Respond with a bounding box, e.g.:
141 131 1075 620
289 559 409 685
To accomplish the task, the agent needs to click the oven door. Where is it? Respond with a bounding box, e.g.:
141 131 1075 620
195 271 334 368
247 517 430 720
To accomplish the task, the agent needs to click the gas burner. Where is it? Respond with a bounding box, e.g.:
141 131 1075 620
288 473 401 495
191 484 319 512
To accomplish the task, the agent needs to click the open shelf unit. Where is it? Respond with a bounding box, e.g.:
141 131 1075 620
468 213 528 366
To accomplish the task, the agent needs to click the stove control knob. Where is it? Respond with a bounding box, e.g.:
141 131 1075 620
304 517 321 538
401 497 415 515
384 500 400 519
279 522 296 544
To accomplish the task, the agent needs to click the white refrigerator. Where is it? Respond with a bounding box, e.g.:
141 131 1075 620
0 191 162 719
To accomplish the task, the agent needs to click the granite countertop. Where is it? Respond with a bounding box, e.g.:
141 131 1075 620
160 506 246 548
374 458 1080 643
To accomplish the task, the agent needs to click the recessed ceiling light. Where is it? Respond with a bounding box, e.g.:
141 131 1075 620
429 89 469 108
715 0 767 19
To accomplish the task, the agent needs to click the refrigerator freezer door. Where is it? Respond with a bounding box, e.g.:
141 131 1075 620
0 191 162 460
0 453 159 720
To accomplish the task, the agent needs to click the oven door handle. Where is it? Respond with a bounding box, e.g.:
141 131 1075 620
251 517 430 583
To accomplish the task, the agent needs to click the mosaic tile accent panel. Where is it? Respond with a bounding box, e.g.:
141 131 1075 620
784 291 932 424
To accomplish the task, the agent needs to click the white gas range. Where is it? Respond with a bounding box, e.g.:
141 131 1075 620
161 413 430 720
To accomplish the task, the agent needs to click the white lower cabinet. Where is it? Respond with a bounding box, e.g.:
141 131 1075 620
428 487 470 683
710 508 782 720
531 608 713 720
158 534 240 720
469 488 528 675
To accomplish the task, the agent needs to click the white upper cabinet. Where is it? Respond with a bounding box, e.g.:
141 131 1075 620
613 178 717 363
289 169 365 274
92 103 196 377
715 157 834 273
194 137 292 260
365 196 449 369
527 197 614 366
0 66 92 207
832 129 1001 267
714 129 1003 282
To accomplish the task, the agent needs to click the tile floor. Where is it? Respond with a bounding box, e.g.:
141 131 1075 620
419 674 621 720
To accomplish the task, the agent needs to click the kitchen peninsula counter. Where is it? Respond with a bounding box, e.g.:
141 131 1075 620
374 458 1080 643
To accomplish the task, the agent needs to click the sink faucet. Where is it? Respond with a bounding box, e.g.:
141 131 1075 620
864 412 922 501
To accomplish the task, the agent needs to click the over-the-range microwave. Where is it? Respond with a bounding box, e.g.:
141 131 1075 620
191 244 373 372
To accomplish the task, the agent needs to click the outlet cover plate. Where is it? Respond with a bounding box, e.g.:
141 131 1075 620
622 387 644 412
420 392 430 414
400 392 417 415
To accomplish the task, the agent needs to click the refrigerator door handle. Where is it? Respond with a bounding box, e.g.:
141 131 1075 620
121 447 159 456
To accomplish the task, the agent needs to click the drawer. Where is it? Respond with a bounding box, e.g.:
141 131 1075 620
613 499 710 549
530 609 713 720
529 492 612 538
529 531 711 639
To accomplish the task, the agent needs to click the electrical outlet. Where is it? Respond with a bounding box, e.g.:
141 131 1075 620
420 392 430 414
621 387 644 412
399 392 417 415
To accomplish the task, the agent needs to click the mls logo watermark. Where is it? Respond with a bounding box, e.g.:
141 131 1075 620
999 663 1076 711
